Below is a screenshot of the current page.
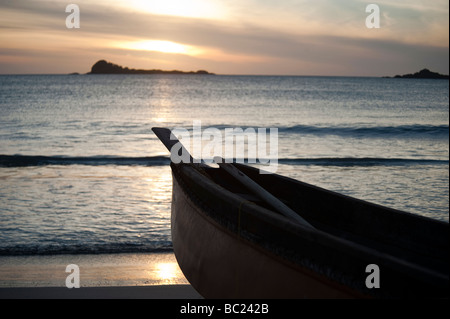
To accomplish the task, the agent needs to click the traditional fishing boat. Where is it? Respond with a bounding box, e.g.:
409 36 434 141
153 128 448 299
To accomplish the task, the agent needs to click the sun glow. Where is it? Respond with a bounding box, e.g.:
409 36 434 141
156 263 179 282
127 0 226 20
117 40 201 55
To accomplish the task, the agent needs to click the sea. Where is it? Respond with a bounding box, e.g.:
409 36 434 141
0 74 448 257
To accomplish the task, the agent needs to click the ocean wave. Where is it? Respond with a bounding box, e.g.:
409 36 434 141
0 242 173 256
277 157 449 167
0 155 170 167
176 123 448 139
1 155 447 168
277 124 449 138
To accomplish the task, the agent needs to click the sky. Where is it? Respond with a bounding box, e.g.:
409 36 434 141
0 0 448 76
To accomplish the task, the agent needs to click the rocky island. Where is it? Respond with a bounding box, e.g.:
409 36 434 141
88 60 214 75
386 68 449 79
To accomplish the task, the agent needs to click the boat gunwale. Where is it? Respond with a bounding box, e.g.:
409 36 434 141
234 163 449 268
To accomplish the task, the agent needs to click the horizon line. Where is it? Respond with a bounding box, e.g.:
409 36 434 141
2 72 445 78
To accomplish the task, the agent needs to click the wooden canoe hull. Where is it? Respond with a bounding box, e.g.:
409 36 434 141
170 163 449 299
172 175 362 299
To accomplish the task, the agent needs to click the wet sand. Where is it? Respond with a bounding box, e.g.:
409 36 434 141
0 252 202 299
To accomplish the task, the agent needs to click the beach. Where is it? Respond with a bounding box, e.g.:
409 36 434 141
0 252 202 299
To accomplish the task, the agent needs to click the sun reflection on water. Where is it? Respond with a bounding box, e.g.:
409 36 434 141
155 262 181 284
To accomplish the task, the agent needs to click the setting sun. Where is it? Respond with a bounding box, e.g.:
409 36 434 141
116 40 202 55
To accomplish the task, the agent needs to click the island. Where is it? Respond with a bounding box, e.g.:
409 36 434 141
385 68 449 79
87 60 214 75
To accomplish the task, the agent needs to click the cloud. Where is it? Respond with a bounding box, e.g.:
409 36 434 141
0 0 448 75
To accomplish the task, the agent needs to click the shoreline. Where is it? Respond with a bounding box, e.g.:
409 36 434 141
0 252 202 299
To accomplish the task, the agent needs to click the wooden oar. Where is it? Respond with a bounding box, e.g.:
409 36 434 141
214 157 315 229
152 127 315 229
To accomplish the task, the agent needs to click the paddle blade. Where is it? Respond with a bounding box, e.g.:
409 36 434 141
152 127 194 163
